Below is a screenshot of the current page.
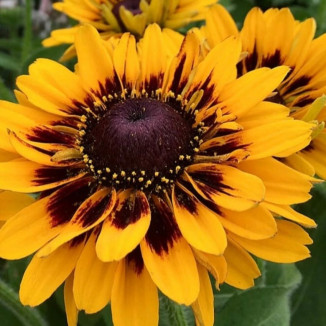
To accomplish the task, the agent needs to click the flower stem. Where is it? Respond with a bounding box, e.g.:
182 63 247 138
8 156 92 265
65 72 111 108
0 278 48 326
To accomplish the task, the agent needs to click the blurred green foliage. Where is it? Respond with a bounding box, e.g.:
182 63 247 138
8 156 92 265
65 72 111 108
1 0 326 325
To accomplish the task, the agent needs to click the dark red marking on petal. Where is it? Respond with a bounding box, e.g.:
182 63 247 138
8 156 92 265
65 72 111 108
145 74 164 94
195 74 215 109
79 191 114 228
10 131 54 156
145 197 181 255
47 178 95 227
178 178 222 215
302 141 315 152
101 76 122 99
261 50 282 68
293 96 314 107
126 246 144 274
170 54 187 94
33 167 82 186
69 232 89 248
175 185 198 215
284 75 312 95
238 45 258 76
112 193 149 229
27 126 76 146
190 168 233 196
266 90 285 105
202 110 218 127
203 139 247 156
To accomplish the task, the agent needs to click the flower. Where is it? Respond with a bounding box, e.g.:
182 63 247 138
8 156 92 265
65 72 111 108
43 0 215 60
197 5 326 180
0 24 316 325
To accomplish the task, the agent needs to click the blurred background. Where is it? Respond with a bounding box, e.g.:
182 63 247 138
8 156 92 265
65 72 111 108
0 1 326 325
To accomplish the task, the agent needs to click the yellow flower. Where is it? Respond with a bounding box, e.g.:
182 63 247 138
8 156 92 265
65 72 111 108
43 0 216 60
198 4 326 180
0 25 316 326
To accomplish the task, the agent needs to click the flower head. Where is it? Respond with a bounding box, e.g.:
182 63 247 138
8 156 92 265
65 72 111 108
43 0 215 60
0 25 315 325
198 5 326 179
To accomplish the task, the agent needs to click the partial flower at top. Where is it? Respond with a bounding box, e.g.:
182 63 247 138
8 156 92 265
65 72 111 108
0 24 316 326
197 5 326 180
43 0 216 60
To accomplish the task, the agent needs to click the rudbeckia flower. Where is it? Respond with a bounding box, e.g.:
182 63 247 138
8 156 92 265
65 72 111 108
0 25 316 326
197 5 326 180
43 0 215 60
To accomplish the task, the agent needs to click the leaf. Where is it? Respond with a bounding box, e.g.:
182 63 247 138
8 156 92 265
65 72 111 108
101 305 114 326
159 293 195 326
291 184 326 326
0 77 15 102
0 278 48 326
0 52 20 72
215 263 302 326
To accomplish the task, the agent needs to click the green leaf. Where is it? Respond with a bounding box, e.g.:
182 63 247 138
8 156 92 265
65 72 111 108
0 77 15 102
101 305 114 326
0 278 48 326
159 294 194 326
215 263 302 326
291 184 326 326
0 52 20 72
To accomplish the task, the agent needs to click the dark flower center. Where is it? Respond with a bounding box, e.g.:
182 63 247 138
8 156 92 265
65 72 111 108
82 98 197 191
112 0 141 32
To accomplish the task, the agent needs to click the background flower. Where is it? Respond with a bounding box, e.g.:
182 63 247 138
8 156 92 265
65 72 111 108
42 0 216 60
197 4 326 181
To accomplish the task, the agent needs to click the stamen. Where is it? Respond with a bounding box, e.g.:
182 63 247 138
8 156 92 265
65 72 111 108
51 148 82 162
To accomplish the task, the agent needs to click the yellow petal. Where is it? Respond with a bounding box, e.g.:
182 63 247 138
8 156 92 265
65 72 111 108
74 232 118 313
140 24 166 92
261 202 316 228
111 258 158 326
163 31 200 95
204 4 239 48
191 263 214 326
20 241 84 306
0 148 19 161
224 238 260 290
172 184 227 255
0 178 92 259
219 66 290 117
282 153 315 177
0 159 85 192
75 25 116 93
0 191 34 221
194 249 227 288
239 157 312 204
8 131 78 167
96 190 151 262
37 187 116 257
64 273 78 326
186 163 265 211
141 196 199 305
219 205 277 240
113 33 139 90
229 220 312 263
202 120 312 161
